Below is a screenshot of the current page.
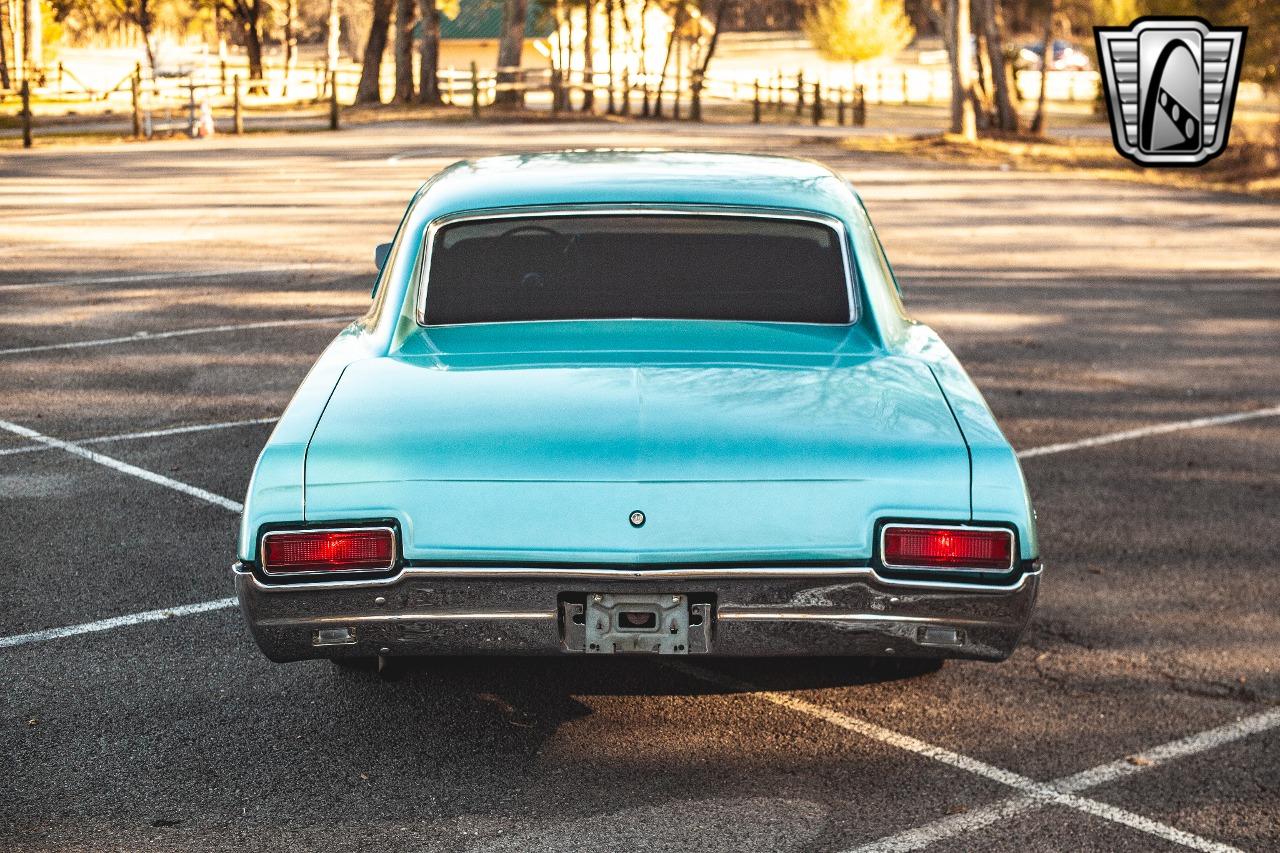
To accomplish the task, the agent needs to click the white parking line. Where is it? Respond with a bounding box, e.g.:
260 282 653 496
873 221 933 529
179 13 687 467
0 401 1273 653
846 706 1280 853
0 407 1275 850
0 265 330 292
0 404 1272 850
0 417 279 457
0 598 238 649
1017 405 1280 459
675 664 1249 853
0 419 243 512
0 316 351 357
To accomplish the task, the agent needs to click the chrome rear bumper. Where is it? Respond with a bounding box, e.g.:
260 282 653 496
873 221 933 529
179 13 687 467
233 564 1039 662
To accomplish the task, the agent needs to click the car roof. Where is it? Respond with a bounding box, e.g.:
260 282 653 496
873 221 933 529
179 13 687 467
415 151 862 222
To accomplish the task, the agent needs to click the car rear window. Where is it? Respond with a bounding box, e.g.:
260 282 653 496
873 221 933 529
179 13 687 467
421 214 851 325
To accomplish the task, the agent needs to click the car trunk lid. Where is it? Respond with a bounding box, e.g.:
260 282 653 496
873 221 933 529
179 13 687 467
303 322 971 563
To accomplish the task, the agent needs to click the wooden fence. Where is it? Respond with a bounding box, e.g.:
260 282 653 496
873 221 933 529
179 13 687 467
4 58 1101 148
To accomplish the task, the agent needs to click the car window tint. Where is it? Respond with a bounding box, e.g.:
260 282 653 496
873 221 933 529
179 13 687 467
423 214 850 325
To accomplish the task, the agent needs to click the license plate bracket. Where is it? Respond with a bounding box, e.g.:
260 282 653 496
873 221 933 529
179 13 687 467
583 593 690 654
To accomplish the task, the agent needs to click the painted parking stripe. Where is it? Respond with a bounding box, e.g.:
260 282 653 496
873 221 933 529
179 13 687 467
1054 706 1280 792
0 410 1273 853
0 316 351 357
0 401 1274 653
1017 405 1280 459
0 598 238 649
0 417 279 457
0 265 330 292
675 664 1247 853
846 706 1280 853
0 419 243 512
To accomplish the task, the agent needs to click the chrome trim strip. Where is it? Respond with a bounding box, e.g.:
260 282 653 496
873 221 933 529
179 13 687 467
259 525 398 578
239 564 1039 594
261 611 558 627
715 610 1014 627
413 205 859 327
879 523 1017 573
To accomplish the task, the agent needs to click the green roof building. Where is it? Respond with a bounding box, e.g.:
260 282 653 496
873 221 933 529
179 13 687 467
438 0 555 40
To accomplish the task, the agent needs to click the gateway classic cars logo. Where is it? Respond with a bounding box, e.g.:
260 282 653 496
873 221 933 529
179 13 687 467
1094 17 1247 167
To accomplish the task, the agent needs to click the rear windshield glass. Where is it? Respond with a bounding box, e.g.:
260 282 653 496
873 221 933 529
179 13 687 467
421 214 850 325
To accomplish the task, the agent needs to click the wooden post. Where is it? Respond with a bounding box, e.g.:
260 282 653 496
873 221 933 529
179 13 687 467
220 60 227 96
854 84 866 126
131 65 142 138
329 71 339 129
620 68 630 116
551 68 562 115
470 61 480 117
752 79 761 124
795 70 805 116
187 76 198 137
901 70 909 104
812 81 822 125
233 75 244 134
837 86 846 125
20 80 32 149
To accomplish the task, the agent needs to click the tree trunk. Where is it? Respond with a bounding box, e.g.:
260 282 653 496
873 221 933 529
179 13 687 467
394 0 415 102
417 0 440 103
605 0 615 113
638 0 650 116
243 10 265 93
137 0 158 79
1031 1 1054 135
494 0 527 106
618 0 634 114
216 3 228 65
228 0 268 92
653 4 682 117
690 0 731 122
339 10 359 57
946 0 976 140
581 0 595 111
673 24 682 119
554 0 566 77
356 0 394 104
283 0 299 96
974 0 1017 132
9 0 24 84
326 0 341 81
0 0 10 90
23 0 40 74
565 7 575 107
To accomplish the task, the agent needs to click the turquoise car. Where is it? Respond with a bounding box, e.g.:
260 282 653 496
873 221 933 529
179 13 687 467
234 151 1039 665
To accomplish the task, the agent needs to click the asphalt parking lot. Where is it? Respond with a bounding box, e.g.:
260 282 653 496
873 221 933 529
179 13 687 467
2 121 1277 852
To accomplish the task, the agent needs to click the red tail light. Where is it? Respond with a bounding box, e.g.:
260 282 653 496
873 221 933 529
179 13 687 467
262 527 395 575
881 525 1014 571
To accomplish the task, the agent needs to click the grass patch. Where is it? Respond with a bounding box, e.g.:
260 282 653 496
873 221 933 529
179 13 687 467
841 119 1280 196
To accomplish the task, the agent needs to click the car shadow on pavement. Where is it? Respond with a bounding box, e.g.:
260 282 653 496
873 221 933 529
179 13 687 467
339 654 944 696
